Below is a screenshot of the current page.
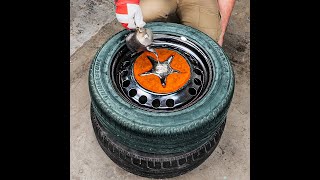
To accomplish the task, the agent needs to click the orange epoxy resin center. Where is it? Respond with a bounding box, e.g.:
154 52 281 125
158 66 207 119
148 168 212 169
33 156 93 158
133 48 191 94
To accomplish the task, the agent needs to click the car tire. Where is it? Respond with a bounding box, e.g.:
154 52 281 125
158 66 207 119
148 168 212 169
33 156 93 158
89 22 234 178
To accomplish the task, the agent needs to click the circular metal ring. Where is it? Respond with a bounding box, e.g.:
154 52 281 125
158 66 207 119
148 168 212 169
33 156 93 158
110 33 214 112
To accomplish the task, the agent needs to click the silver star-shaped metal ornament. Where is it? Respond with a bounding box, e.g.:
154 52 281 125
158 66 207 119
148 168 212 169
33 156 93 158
140 55 180 87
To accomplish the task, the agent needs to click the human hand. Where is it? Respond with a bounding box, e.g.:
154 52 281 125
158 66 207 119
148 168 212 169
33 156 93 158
218 32 225 46
115 0 146 29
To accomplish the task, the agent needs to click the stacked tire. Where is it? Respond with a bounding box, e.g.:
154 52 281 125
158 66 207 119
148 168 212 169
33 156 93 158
89 22 234 178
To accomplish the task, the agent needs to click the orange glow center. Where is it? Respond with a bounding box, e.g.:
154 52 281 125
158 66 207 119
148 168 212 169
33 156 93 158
133 48 191 94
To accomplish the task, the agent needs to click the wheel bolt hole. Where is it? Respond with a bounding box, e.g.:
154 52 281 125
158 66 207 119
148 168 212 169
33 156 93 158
122 80 130 87
166 99 174 107
189 88 197 96
122 70 128 77
129 89 137 97
139 96 147 104
152 99 161 108
194 78 202 86
194 68 202 75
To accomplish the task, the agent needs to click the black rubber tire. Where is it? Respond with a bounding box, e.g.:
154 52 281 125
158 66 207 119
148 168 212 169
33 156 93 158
89 22 235 178
91 105 226 179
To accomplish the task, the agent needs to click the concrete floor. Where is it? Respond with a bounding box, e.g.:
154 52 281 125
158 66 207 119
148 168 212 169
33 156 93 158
70 0 249 179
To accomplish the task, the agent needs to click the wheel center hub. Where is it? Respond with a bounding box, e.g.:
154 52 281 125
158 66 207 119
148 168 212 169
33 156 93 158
140 55 180 87
155 63 170 75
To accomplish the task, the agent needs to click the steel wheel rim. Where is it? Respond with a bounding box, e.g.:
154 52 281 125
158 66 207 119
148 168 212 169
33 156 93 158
110 33 214 112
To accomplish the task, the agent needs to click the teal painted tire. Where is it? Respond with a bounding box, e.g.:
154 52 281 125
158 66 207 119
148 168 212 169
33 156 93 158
89 22 234 178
